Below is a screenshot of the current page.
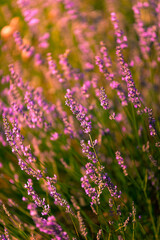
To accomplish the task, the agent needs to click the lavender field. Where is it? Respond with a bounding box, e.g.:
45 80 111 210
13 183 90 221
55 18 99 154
0 0 160 239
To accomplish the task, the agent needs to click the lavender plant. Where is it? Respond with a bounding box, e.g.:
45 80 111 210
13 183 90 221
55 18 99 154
0 0 159 239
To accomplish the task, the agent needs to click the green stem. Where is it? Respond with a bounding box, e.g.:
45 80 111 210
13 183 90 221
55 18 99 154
132 162 158 240
89 134 101 166
113 199 126 240
132 221 135 240
143 191 158 240
70 214 80 239
108 231 111 240
131 104 140 146
1 207 29 240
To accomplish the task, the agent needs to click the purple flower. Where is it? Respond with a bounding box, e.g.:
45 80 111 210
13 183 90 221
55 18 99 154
24 179 50 215
46 176 74 216
50 132 59 141
59 50 84 81
81 175 98 205
132 2 159 60
144 107 157 136
81 140 97 163
116 46 141 108
47 53 65 83
77 211 88 237
81 161 121 205
115 151 128 176
28 203 69 239
56 100 74 137
100 41 112 68
65 89 92 133
38 32 50 49
99 87 109 110
3 114 43 180
17 1 39 28
13 31 34 57
110 12 128 49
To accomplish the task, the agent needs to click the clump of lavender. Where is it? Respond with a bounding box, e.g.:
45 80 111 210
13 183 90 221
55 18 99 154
81 162 121 205
80 140 121 207
0 0 159 239
0 220 10 240
3 114 43 180
28 203 69 240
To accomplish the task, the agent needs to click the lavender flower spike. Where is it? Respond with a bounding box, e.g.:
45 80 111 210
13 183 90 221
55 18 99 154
115 151 128 176
99 87 109 110
65 89 92 133
24 179 50 215
28 203 69 240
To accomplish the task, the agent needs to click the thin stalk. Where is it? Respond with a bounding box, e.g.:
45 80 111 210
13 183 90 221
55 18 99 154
108 232 111 240
131 104 140 146
132 221 135 240
113 199 126 240
70 214 80 239
88 134 112 237
1 208 29 240
132 162 158 240
89 134 101 166
143 191 158 240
